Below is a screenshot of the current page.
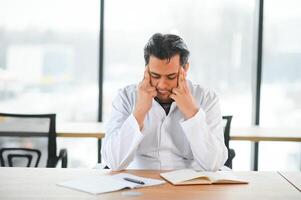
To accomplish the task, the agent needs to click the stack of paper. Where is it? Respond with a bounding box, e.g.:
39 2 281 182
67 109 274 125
57 173 165 195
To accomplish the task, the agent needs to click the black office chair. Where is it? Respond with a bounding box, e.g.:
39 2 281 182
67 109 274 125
222 115 235 168
0 113 67 168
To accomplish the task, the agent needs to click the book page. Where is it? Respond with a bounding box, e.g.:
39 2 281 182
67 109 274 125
160 169 249 185
172 177 212 185
160 169 202 184
197 171 248 184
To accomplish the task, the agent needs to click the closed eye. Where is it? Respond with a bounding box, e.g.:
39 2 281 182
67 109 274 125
150 74 160 79
167 75 177 80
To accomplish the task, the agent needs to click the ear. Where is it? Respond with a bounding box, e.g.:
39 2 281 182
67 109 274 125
184 63 190 75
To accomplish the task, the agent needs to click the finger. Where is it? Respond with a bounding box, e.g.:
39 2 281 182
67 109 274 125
180 72 187 90
141 67 151 86
146 87 156 92
177 67 182 87
181 68 189 90
143 66 150 81
171 88 180 95
181 67 187 81
178 68 185 89
183 77 187 88
169 93 177 101
182 66 187 77
150 90 157 97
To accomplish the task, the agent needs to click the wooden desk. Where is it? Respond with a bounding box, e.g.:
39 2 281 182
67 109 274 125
231 127 301 171
56 122 105 138
0 168 300 200
279 171 301 192
56 123 301 170
231 127 301 142
56 123 301 142
56 122 105 163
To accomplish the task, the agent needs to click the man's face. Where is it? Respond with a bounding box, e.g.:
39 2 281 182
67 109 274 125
148 54 185 103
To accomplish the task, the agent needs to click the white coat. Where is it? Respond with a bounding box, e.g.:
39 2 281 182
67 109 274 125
101 80 228 171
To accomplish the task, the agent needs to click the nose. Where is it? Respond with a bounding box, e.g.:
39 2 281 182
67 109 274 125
156 78 168 90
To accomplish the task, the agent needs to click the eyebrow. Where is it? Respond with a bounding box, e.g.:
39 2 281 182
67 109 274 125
150 72 178 77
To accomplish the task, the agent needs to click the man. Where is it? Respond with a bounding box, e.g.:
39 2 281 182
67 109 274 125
101 33 228 171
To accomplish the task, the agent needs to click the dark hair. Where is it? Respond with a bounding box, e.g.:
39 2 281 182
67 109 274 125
144 33 190 67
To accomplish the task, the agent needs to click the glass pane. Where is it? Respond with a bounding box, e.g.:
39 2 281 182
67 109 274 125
0 0 100 168
0 0 99 122
57 138 97 168
259 142 300 171
261 0 301 127
260 0 301 170
230 141 252 170
103 0 256 127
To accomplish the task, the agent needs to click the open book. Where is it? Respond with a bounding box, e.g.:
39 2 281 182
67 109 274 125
160 169 248 185
57 173 165 195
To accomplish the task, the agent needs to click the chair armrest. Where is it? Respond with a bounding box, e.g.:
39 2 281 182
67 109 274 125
56 148 68 168
229 148 236 160
224 148 236 169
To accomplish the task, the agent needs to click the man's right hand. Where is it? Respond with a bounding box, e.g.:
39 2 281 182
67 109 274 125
133 66 157 130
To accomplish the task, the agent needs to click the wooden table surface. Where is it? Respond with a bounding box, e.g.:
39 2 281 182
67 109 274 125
0 168 300 200
56 122 105 139
231 126 301 142
279 171 301 192
56 122 301 142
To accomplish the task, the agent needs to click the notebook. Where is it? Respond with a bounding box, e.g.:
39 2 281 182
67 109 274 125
57 173 165 195
160 169 248 185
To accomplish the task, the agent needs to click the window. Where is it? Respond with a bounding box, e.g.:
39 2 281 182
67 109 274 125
103 0 256 128
0 0 100 167
261 0 301 127
0 0 99 122
259 0 301 170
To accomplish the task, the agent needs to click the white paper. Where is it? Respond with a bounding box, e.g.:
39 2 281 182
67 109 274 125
112 173 166 188
57 173 165 195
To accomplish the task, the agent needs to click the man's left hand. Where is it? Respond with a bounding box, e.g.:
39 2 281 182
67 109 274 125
169 67 199 119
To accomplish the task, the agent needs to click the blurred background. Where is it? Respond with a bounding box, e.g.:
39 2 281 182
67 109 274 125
0 0 300 170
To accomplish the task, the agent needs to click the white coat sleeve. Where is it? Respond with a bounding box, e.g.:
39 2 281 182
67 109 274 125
101 89 144 171
180 90 228 171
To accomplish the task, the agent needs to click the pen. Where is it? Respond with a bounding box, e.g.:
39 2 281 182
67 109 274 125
123 177 145 185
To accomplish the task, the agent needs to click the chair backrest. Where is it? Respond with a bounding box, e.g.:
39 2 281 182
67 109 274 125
0 147 41 167
0 113 58 167
222 115 235 168
222 115 232 149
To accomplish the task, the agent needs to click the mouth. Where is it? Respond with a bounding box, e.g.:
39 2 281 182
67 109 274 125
157 89 171 95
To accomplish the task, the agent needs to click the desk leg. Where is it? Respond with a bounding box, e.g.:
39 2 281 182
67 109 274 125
251 141 259 171
98 139 102 163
